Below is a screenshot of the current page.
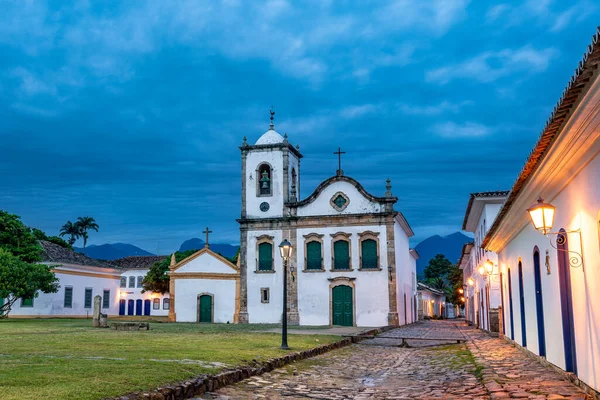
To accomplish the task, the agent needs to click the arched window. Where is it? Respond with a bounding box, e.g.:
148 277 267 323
331 233 351 270
153 298 160 310
257 163 272 196
120 277 126 288
137 276 143 288
359 231 380 270
163 298 170 310
129 276 135 288
257 238 274 271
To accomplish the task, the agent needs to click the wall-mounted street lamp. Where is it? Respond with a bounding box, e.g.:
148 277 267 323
279 239 293 350
387 265 393 281
526 197 583 268
458 288 464 294
484 259 494 274
467 277 474 286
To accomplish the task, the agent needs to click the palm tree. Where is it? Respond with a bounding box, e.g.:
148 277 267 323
75 216 99 255
59 221 81 246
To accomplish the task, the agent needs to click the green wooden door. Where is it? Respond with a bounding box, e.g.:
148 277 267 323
199 295 212 323
332 285 353 326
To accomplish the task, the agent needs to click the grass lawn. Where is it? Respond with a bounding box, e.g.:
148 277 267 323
0 319 340 400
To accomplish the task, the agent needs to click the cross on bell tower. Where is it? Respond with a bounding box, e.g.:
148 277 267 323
202 227 213 249
334 147 346 176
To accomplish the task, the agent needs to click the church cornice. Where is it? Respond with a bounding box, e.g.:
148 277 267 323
240 142 303 158
284 175 397 208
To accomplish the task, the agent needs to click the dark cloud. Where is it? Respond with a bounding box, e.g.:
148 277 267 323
1 1 598 252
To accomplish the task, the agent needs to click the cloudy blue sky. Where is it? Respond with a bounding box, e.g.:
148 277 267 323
1 1 598 253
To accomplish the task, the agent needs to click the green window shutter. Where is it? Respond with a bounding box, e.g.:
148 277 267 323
102 290 110 308
64 287 73 308
306 241 322 270
361 239 378 269
84 288 93 308
258 242 273 271
21 297 33 307
334 240 350 270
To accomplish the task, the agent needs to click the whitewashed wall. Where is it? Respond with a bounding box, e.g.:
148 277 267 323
297 181 384 216
119 269 169 316
497 152 600 391
174 279 237 323
296 225 390 327
394 221 415 325
10 265 120 317
246 229 285 323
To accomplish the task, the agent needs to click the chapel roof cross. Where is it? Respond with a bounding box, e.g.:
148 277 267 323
334 147 346 176
202 227 213 248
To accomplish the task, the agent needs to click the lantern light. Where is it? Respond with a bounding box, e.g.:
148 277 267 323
458 288 464 294
485 259 494 274
460 296 465 302
467 277 474 286
527 196 556 235
278 239 293 261
478 265 486 276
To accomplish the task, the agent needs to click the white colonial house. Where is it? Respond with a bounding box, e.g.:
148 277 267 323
459 191 508 333
417 282 445 320
7 241 168 318
168 246 240 323
483 28 600 394
237 118 416 327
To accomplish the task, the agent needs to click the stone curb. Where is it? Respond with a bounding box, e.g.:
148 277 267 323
108 326 393 400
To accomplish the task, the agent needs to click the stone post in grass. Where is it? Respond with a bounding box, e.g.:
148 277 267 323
92 295 102 327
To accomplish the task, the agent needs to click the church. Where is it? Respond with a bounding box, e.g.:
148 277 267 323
235 113 417 327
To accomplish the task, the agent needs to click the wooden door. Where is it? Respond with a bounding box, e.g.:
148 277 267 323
127 299 134 316
199 295 212 323
332 285 353 326
557 230 577 374
119 299 126 315
144 299 151 316
508 268 515 340
135 299 143 316
518 261 527 347
533 248 546 357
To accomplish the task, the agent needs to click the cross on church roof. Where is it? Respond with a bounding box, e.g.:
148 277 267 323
334 147 346 176
202 227 213 248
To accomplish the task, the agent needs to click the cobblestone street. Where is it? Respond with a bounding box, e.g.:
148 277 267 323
199 321 591 400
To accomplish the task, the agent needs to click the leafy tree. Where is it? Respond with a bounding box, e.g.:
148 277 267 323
75 216 99 254
32 228 73 250
0 248 59 317
0 210 42 263
445 264 464 306
59 221 81 246
426 276 447 291
423 254 454 281
142 249 197 294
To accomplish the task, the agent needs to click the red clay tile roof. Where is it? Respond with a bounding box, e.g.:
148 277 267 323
483 27 600 249
113 255 167 269
39 240 118 269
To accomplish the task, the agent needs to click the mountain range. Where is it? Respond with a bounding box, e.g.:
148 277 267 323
75 239 239 260
74 243 154 260
414 232 472 277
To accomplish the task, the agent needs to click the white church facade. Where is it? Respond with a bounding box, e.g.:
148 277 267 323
236 116 417 327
